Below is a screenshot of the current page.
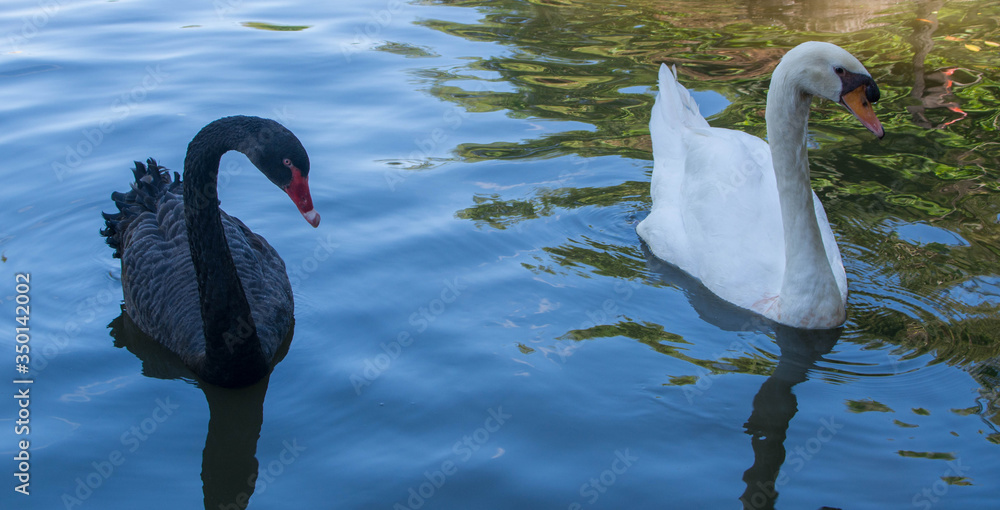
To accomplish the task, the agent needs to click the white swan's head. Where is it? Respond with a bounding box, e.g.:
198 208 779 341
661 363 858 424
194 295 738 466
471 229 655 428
778 41 884 138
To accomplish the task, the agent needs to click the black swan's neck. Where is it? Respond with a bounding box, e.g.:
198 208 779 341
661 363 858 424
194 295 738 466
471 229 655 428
183 117 270 386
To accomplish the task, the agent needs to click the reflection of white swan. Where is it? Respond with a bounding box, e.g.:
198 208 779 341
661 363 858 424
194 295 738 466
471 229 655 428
637 42 884 329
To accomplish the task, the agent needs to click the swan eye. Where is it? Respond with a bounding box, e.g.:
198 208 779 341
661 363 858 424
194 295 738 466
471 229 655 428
283 158 293 168
835 67 846 76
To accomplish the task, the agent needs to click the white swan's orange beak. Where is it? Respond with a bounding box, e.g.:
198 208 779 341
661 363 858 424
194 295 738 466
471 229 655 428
841 85 884 139
284 167 320 227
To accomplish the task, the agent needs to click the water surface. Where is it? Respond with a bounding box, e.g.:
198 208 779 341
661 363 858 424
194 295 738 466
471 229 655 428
1 0 999 509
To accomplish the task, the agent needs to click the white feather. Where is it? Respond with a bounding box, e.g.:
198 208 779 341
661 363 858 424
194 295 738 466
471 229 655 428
637 42 874 329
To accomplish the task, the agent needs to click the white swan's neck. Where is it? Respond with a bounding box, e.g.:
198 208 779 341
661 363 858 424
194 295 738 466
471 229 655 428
765 68 844 327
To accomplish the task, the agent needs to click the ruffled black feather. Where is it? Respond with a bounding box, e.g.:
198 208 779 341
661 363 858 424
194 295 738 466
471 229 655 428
101 158 179 258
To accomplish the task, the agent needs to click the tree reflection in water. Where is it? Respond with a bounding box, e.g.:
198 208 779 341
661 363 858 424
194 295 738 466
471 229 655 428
422 0 1000 433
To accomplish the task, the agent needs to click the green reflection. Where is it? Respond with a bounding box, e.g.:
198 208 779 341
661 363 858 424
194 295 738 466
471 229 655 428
240 21 310 31
846 399 895 413
375 41 440 58
559 319 776 377
413 0 1000 435
897 450 958 460
942 476 974 486
457 181 649 230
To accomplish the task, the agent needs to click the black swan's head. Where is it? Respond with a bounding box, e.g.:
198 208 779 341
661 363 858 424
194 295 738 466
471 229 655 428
188 116 320 227
238 118 319 227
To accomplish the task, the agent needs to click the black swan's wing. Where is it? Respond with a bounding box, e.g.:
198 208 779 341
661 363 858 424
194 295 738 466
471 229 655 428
101 160 292 367
102 160 207 368
220 211 293 362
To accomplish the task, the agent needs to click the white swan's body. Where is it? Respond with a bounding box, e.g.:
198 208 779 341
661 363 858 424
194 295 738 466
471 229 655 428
637 42 883 329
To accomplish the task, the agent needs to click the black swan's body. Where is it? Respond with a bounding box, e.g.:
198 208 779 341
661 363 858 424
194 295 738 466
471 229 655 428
102 116 319 387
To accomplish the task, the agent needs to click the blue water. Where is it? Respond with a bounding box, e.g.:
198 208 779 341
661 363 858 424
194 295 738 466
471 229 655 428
1 1 999 509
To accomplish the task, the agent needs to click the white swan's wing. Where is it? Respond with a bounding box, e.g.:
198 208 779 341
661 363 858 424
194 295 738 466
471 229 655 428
637 64 707 271
638 64 785 310
813 193 848 301
670 129 786 310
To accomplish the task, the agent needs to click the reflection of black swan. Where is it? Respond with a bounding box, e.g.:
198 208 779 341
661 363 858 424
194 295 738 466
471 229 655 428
109 309 291 509
102 116 319 387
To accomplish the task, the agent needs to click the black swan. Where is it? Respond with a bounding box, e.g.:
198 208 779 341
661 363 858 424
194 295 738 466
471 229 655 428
101 116 319 388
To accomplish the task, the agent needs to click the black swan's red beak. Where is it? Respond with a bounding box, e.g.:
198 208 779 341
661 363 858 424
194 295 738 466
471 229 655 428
284 167 320 227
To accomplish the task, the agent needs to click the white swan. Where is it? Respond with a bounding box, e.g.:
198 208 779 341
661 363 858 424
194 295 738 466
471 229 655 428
636 42 884 329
